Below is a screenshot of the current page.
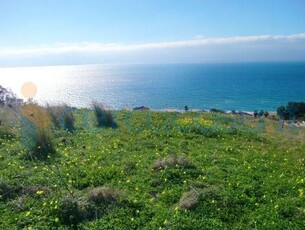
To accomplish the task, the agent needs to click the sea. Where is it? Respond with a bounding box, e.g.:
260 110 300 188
1 62 305 112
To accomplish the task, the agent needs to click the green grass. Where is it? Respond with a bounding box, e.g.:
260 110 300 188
1 109 305 229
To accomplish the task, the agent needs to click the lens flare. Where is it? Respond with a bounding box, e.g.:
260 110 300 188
21 82 37 98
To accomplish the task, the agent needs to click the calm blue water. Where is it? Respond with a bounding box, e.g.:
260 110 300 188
1 63 305 111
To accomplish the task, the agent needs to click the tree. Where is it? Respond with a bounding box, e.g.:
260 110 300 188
0 85 23 107
277 106 288 120
277 102 305 120
184 105 189 112
258 110 264 117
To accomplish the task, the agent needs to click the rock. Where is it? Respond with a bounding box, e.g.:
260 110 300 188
210 108 225 114
133 106 150 111
237 111 253 116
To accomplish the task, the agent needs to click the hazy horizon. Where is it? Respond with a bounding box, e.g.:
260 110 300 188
1 0 305 67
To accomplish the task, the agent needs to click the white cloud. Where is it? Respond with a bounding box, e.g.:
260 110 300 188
1 33 305 57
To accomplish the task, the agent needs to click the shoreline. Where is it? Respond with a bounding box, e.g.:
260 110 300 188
72 105 277 114
119 107 277 116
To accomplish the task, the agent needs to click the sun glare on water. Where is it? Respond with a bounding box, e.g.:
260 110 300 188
0 66 68 101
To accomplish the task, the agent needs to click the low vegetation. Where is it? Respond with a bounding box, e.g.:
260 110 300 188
1 103 305 229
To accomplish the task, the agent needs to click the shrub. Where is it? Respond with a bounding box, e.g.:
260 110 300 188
58 195 82 226
153 156 192 171
92 102 117 128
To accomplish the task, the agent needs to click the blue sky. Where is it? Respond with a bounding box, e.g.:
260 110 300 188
1 0 305 66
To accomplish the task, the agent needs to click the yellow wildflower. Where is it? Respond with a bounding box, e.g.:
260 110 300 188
36 190 44 195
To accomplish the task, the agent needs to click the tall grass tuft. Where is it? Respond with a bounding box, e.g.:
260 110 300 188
0 124 15 140
47 104 75 132
33 128 55 158
46 104 63 128
21 102 55 159
92 102 117 128
0 106 20 139
63 110 76 132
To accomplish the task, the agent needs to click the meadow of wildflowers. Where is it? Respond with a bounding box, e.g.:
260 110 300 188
1 107 305 229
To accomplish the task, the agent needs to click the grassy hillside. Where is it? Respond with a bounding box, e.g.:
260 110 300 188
1 108 305 229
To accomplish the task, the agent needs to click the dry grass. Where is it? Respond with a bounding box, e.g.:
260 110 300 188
80 187 123 221
153 155 192 171
20 185 52 197
178 185 222 210
22 103 52 129
86 187 119 205
178 190 201 210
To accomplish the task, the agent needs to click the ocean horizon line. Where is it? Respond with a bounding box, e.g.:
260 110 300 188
1 61 305 69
